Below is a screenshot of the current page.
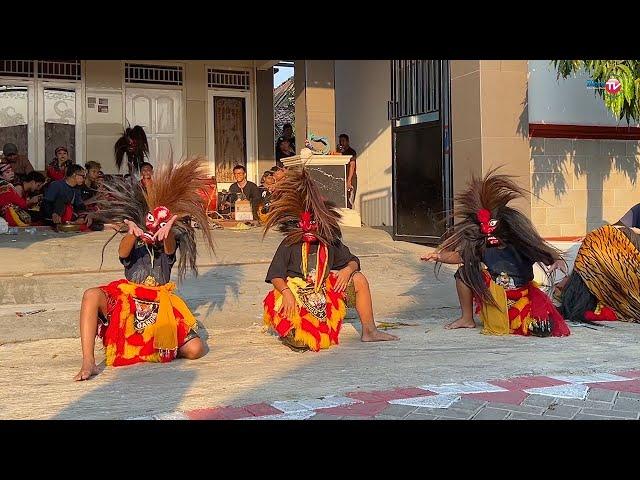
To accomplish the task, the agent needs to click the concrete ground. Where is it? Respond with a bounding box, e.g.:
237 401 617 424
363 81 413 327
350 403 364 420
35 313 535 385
0 226 637 420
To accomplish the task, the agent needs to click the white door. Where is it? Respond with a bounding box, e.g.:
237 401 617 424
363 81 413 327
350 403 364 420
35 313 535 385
125 88 183 166
1 80 83 170
37 82 84 169
0 81 36 166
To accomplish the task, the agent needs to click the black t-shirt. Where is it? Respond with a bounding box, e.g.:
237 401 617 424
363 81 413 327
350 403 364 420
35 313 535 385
342 146 357 170
265 238 361 284
120 241 176 285
276 136 296 152
275 150 295 168
618 203 640 229
228 181 261 216
482 244 534 288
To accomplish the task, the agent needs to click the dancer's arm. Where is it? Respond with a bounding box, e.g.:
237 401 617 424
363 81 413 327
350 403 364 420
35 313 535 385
421 250 463 264
272 277 296 319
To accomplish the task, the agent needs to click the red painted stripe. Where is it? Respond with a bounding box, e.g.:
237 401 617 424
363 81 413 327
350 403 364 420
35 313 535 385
530 123 640 140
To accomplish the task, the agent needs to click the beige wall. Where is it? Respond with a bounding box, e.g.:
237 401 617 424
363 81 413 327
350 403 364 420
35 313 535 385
451 61 482 197
84 60 125 174
335 60 392 226
294 60 336 150
82 60 267 178
530 138 640 237
294 60 307 152
256 67 275 176
450 60 530 216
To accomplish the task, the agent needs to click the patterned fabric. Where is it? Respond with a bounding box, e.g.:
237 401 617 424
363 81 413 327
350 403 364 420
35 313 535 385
263 273 346 352
97 279 199 366
573 225 640 322
477 271 570 337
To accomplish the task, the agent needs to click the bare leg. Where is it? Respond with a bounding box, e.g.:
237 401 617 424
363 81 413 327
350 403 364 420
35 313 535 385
73 288 107 381
445 277 477 329
351 272 399 342
178 337 206 360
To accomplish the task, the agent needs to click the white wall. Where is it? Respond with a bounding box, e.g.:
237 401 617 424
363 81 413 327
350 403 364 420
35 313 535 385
335 60 393 226
528 60 639 127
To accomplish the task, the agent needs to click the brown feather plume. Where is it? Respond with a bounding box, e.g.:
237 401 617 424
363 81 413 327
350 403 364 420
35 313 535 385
93 155 215 283
435 166 563 307
262 166 342 245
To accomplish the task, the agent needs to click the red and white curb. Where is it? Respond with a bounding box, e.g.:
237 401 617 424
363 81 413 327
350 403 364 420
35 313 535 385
129 370 640 420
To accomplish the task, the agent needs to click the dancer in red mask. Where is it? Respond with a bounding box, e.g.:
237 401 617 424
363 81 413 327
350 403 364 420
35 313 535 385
73 156 214 381
262 166 398 352
421 168 570 337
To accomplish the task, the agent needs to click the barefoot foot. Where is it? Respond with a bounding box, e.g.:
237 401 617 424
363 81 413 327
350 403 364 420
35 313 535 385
362 329 400 342
74 362 99 381
444 317 476 329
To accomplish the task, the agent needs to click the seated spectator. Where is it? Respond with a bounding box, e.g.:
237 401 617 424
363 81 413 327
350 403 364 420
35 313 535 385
275 139 295 168
80 161 102 202
42 164 91 227
46 146 73 182
257 174 276 224
1 142 34 181
260 170 274 187
275 123 296 167
221 164 261 219
272 165 286 182
0 163 34 226
140 161 153 191
14 170 46 208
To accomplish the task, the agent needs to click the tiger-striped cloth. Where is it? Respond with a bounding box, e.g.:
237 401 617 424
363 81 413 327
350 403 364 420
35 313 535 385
573 225 640 322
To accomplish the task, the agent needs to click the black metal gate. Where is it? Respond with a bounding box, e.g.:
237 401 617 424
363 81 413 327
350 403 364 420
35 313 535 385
389 60 453 244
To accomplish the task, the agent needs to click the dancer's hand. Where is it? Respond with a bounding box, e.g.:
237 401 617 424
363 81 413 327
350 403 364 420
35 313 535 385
547 259 568 275
334 267 352 292
124 219 144 238
279 289 296 319
420 251 439 262
153 215 178 242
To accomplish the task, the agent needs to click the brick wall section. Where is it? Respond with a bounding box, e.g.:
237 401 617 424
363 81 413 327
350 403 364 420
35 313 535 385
530 138 640 237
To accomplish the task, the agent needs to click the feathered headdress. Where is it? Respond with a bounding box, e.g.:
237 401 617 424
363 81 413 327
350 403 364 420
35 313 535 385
435 167 562 306
262 166 342 245
92 155 215 283
114 125 149 173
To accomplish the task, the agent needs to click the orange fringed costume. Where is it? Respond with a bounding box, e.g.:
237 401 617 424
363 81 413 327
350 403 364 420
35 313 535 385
98 280 199 365
91 155 214 367
263 242 347 351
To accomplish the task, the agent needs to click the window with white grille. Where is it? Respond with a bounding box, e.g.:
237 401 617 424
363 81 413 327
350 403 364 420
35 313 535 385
208 69 250 90
37 60 81 80
125 63 183 86
1 60 35 78
0 60 82 80
124 63 184 87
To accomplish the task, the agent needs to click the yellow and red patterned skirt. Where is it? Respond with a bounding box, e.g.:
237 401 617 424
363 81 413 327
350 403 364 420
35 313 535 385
263 274 347 352
97 279 199 366
477 271 570 337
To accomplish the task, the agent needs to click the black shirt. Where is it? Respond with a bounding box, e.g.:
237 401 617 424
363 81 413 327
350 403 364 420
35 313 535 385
342 146 357 171
482 244 534 288
618 203 640 228
228 181 261 217
276 136 296 153
41 179 85 218
275 149 295 168
265 238 360 284
120 240 176 285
